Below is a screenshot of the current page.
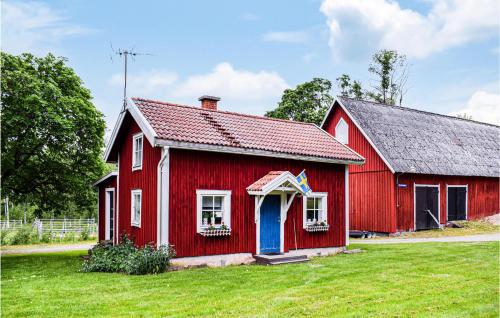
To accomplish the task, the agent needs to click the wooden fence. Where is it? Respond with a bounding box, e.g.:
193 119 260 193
34 218 97 234
0 220 24 230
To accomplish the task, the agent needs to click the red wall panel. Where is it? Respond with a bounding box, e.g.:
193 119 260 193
116 115 161 246
396 174 499 231
323 103 396 233
168 149 346 257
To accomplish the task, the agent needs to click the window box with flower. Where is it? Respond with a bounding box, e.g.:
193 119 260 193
199 223 232 237
305 221 330 232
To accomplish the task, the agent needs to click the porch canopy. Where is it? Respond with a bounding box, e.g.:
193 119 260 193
247 171 309 223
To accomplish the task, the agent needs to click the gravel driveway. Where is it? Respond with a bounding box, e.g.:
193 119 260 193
1 243 95 255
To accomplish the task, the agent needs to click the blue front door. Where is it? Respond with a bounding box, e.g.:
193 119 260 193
260 195 281 254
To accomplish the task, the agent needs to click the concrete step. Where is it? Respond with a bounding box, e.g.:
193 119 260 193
254 254 309 265
268 259 310 265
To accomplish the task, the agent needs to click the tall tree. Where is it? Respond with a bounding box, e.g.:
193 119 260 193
336 74 364 100
1 52 107 217
366 49 409 105
265 78 333 125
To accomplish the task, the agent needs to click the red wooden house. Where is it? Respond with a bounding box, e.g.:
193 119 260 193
95 96 364 258
322 97 499 233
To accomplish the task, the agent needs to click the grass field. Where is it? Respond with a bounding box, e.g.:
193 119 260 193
2 242 498 317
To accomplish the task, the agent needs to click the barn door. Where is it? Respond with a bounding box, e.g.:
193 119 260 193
415 186 440 230
447 187 467 221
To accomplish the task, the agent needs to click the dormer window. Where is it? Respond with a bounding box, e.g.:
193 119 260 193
132 133 143 170
335 118 348 144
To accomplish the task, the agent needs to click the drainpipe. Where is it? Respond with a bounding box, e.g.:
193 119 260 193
157 147 170 247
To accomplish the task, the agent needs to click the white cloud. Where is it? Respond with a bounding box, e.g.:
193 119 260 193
320 0 499 59
172 62 289 114
109 70 178 97
450 91 500 125
1 1 93 55
262 31 309 43
107 63 289 115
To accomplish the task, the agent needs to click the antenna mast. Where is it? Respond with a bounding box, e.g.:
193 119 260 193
111 46 152 111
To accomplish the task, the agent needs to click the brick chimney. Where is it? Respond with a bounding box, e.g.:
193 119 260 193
198 95 220 110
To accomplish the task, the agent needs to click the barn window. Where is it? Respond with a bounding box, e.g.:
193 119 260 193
131 189 142 227
132 133 143 170
303 193 328 227
196 190 231 232
335 118 348 144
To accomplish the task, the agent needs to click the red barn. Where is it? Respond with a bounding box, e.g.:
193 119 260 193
322 97 499 234
95 96 364 259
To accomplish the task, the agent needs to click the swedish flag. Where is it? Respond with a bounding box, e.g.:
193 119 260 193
296 170 311 194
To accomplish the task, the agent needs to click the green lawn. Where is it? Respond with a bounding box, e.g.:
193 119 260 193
2 242 498 318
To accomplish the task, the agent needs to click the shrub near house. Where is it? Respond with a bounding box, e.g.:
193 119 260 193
82 235 175 275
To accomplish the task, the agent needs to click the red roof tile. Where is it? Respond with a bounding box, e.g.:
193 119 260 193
246 171 286 191
132 97 363 162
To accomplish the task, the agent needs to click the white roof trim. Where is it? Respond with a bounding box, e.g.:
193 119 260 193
247 171 306 196
93 171 118 187
127 97 157 146
321 98 395 173
103 98 158 162
155 138 364 165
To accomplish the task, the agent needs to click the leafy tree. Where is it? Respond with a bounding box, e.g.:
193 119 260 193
336 74 364 99
265 78 333 125
366 49 409 105
1 52 107 218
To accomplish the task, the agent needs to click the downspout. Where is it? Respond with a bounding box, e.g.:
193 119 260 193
157 146 170 246
344 165 349 246
115 153 120 245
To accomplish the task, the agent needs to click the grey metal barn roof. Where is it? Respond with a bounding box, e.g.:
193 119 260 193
334 97 500 177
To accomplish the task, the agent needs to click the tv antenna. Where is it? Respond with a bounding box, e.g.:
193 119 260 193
111 44 153 111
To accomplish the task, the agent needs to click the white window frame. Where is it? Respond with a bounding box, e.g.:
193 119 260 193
303 192 328 228
104 188 115 240
196 190 231 233
132 133 143 171
131 189 142 227
335 118 349 144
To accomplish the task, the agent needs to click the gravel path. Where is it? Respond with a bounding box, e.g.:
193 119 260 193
1 243 95 255
353 233 500 244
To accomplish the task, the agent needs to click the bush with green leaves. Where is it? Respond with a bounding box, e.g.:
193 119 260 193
80 228 89 241
82 235 175 275
10 226 37 245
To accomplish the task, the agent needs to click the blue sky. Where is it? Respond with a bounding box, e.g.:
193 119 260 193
2 0 499 133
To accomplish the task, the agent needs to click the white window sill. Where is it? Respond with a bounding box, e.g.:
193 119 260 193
131 223 141 228
198 228 232 237
132 166 142 171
